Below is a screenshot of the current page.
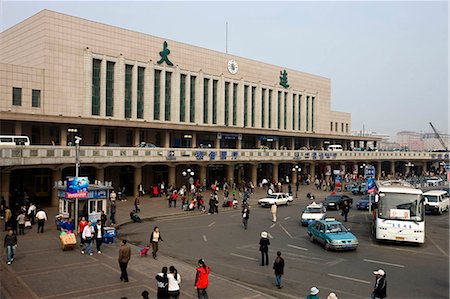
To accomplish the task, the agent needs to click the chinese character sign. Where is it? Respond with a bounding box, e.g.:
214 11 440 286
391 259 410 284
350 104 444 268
157 41 173 66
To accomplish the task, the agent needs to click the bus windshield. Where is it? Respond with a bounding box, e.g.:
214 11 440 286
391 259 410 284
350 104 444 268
378 192 424 221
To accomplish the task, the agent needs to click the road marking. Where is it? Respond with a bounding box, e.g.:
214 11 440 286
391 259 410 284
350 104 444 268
203 235 207 242
241 295 262 299
230 253 258 261
284 216 291 220
427 235 449 257
269 223 276 229
230 213 240 217
267 232 273 239
328 273 371 284
287 244 308 251
326 258 345 266
279 223 294 239
363 259 405 268
208 222 215 227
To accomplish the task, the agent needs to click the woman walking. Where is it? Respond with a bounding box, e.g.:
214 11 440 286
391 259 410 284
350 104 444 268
259 231 270 266
167 265 181 299
242 205 250 230
195 259 210 299
150 226 164 259
155 266 169 299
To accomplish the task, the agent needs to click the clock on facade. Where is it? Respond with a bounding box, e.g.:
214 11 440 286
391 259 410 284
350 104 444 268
227 60 238 74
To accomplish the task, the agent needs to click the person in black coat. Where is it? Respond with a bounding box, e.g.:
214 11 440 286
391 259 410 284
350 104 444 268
4 229 17 265
273 251 285 289
93 220 105 254
372 269 387 299
259 231 270 266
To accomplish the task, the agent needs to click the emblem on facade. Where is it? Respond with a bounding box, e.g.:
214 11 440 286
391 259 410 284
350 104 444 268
157 41 173 66
279 69 289 89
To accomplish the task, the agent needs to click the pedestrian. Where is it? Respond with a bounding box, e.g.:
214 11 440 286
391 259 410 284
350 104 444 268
150 226 164 259
327 293 338 299
78 216 88 247
138 182 144 197
141 291 150 299
341 200 350 222
110 203 116 225
4 206 11 230
273 251 285 289
94 219 104 254
4 229 17 265
271 202 277 222
208 194 214 214
16 212 26 235
307 287 320 299
372 269 387 299
27 202 36 225
288 184 292 196
155 266 169 299
110 190 117 203
168 265 181 299
81 220 94 255
35 208 48 233
242 205 250 230
195 259 210 299
259 231 270 266
100 210 107 225
214 193 219 214
118 239 131 282
134 197 141 213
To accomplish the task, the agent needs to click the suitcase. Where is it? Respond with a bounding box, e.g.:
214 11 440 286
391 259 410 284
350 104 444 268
60 233 77 251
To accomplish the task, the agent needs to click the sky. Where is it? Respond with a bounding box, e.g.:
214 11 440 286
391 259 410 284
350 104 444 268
1 1 448 141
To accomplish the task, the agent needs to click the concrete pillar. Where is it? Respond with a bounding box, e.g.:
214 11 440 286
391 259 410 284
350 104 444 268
15 122 22 135
251 164 258 185
273 162 279 183
256 139 262 149
0 172 10 206
51 168 62 207
291 137 295 150
215 136 221 149
61 126 67 146
236 139 242 149
275 140 279 150
306 138 310 149
96 167 105 183
168 166 176 187
226 164 234 184
192 132 197 148
310 162 316 179
376 161 382 180
134 129 140 146
164 131 171 148
390 161 396 176
199 164 207 186
99 127 106 146
134 165 142 197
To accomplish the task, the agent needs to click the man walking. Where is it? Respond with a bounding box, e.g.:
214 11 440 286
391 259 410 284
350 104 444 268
35 209 48 233
271 203 277 222
242 205 250 230
81 220 93 255
372 269 387 299
273 251 285 289
119 240 131 282
94 220 104 254
341 200 350 222
259 232 270 266
150 226 163 259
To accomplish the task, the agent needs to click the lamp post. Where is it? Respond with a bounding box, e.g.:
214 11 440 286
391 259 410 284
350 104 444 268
292 165 301 199
182 168 195 191
74 136 82 235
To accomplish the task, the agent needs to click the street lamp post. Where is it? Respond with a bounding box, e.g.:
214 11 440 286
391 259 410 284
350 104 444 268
292 165 301 199
74 136 82 235
182 168 195 191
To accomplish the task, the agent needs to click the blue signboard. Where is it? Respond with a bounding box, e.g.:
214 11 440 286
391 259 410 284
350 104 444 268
195 151 204 160
209 151 216 160
220 151 227 160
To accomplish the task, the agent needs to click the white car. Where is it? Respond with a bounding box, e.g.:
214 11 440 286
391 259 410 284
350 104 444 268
300 202 326 226
423 190 449 215
426 177 443 186
258 193 293 207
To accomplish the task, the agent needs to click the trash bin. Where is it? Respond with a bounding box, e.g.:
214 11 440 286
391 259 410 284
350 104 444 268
103 227 116 244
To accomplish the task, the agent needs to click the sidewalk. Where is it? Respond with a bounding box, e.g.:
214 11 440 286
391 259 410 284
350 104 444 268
1 185 327 299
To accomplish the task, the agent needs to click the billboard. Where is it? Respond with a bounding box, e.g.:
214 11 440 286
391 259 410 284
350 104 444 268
66 177 89 198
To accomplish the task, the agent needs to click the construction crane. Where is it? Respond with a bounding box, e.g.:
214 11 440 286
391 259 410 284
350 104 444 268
429 122 448 151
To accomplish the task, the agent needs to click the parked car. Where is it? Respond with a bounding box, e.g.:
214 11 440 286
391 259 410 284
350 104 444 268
258 193 293 207
300 202 326 226
322 195 353 210
307 218 359 251
138 142 158 148
423 190 449 215
355 195 377 210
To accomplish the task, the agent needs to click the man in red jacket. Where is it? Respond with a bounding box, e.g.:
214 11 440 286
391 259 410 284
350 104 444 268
194 259 210 299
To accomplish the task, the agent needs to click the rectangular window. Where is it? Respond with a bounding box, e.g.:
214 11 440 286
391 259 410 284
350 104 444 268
203 78 209 124
298 95 302 131
12 87 22 106
154 70 161 120
311 96 315 131
106 61 115 116
292 94 296 130
32 89 40 108
277 91 281 129
93 128 99 145
124 64 133 119
244 85 249 127
306 96 310 131
233 83 238 126
137 66 145 119
261 88 266 128
190 76 196 123
224 82 230 126
335 122 338 132
91 59 101 115
180 74 186 122
284 92 288 130
251 87 256 127
346 123 349 133
212 80 218 124
341 122 344 132
126 130 133 146
165 72 172 121
330 121 333 132
268 90 272 128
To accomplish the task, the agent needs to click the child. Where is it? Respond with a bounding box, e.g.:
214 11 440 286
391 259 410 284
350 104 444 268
140 244 150 256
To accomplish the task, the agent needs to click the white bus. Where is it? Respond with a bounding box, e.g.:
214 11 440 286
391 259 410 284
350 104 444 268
373 180 425 244
0 135 30 146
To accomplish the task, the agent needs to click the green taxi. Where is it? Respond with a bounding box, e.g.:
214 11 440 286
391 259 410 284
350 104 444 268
307 218 359 251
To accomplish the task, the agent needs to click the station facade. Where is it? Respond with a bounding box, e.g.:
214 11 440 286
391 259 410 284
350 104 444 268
1 10 395 206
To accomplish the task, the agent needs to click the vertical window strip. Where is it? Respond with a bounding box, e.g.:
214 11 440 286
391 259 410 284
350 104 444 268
180 74 186 122
212 80 218 124
277 91 281 129
261 88 266 128
32 89 40 108
137 66 145 119
106 61 115 116
284 92 288 130
233 83 238 126
190 76 196 123
298 95 301 131
165 72 172 121
92 59 101 115
224 82 229 126
251 86 256 127
124 64 133 119
306 96 310 131
244 85 248 127
268 90 272 129
154 70 161 120
311 96 315 131
12 87 22 106
292 94 296 130
203 78 209 124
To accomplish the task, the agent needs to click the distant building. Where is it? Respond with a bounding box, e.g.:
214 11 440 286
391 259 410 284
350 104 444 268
397 131 449 151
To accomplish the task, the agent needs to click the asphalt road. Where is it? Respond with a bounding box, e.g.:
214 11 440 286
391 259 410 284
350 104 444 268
120 192 449 299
